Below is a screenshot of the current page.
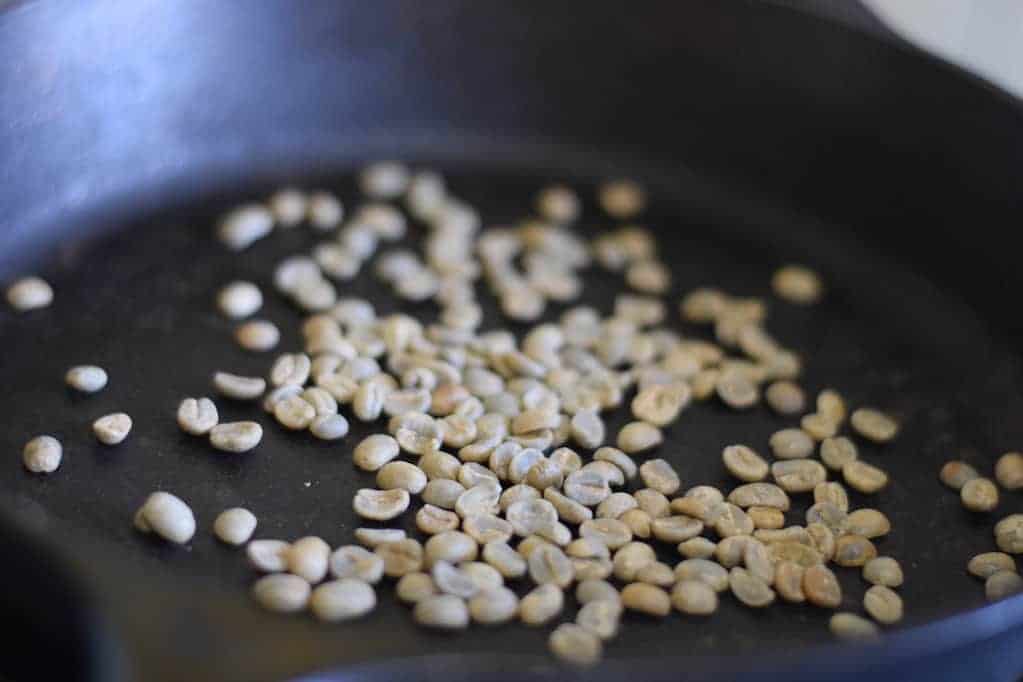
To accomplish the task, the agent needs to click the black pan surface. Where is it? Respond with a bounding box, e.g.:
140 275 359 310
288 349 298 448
3 150 1023 682
3 2 1023 682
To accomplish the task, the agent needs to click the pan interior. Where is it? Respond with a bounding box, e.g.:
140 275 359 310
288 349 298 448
2 156 1021 678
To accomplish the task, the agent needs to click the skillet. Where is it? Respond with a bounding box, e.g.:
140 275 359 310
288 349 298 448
3 2 1023 681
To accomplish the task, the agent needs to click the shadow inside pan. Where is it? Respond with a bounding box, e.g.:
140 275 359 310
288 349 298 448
2 148 1023 682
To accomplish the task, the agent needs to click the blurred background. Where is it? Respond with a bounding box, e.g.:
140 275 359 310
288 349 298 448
864 0 1023 98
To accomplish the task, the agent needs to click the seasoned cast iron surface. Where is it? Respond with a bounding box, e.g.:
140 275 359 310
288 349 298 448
2 167 1023 681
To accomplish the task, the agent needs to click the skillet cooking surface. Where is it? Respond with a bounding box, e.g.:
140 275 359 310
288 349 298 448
3 155 1023 681
4 1 1023 680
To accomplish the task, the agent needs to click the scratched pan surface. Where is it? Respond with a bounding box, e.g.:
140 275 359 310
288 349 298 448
3 2 1023 682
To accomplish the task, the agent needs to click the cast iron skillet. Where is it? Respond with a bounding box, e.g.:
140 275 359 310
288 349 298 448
3 1 1023 681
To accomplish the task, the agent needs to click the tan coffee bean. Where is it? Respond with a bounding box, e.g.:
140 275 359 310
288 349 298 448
850 408 899 443
678 537 717 559
286 536 330 584
396 572 437 604
580 518 633 550
563 469 612 506
715 536 752 568
310 579 376 622
774 561 806 603
596 492 638 520
631 383 690 427
376 538 425 577
482 541 527 579
576 599 622 640
803 564 842 608
806 502 848 535
674 558 729 592
209 421 263 453
834 535 877 567
576 579 621 609
414 594 469 629
968 552 1017 579
843 460 889 494
621 582 671 616
177 397 219 436
520 584 564 626
723 445 769 482
639 458 680 495
463 514 514 545
801 413 838 441
377 461 428 494
612 542 656 582
671 579 719 615
138 491 196 544
690 368 721 400
815 389 846 423
431 560 479 599
863 557 904 588
213 508 257 546
650 516 703 544
329 545 384 584
939 460 979 490
528 545 574 588
572 557 614 581
712 503 754 537
593 446 637 480
769 429 815 460
455 483 501 518
620 508 653 539
636 488 672 518
820 437 858 472
961 478 999 512
986 570 1023 602
748 506 785 530
807 523 836 562
355 528 406 548
743 539 775 584
758 526 812 546
421 479 466 510
20 434 61 474
772 459 827 493
599 179 646 218
768 542 823 569
830 612 880 640
424 531 478 568
416 504 460 535
354 488 410 521
420 450 462 481
716 369 759 409
765 381 805 416
846 509 891 538
617 421 663 454
772 265 822 305
469 586 519 625
548 622 602 666
996 453 1023 490
252 573 310 613
729 567 775 608
247 539 290 573
995 514 1023 554
728 483 790 511
864 585 903 624
353 434 400 471
814 482 850 513
549 446 583 476
566 537 611 562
